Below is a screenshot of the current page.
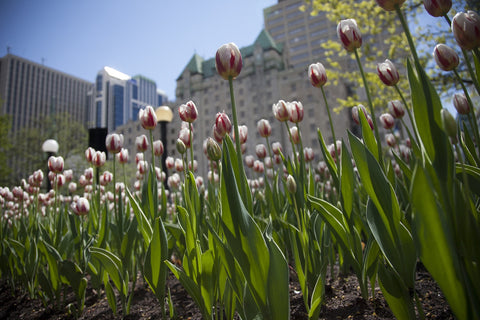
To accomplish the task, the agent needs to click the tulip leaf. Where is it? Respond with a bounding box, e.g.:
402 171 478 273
317 129 339 187
266 236 290 320
411 164 468 320
126 188 152 247
144 217 168 304
340 140 355 219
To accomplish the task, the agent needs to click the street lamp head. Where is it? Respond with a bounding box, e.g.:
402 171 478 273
155 106 173 123
42 139 59 153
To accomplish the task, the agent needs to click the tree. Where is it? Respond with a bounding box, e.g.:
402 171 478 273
0 113 12 186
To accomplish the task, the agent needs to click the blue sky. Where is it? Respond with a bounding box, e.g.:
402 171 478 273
0 0 277 101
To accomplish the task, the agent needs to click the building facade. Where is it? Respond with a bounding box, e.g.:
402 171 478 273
88 67 167 133
0 54 93 134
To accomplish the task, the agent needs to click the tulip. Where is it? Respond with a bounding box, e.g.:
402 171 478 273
137 161 148 175
375 0 406 11
272 142 283 155
236 125 248 145
68 182 77 193
188 160 198 172
165 156 175 170
56 174 66 188
105 133 124 154
153 140 164 157
273 100 290 122
178 128 192 148
176 139 187 154
289 101 304 123
423 0 452 17
135 152 144 165
84 167 94 181
139 105 157 130
257 119 272 138
452 11 480 50
308 62 327 87
136 134 149 152
92 151 106 167
264 157 273 169
453 93 470 115
286 175 297 194
304 147 314 162
85 147 95 163
245 155 255 168
117 148 129 164
337 19 362 52
178 100 198 123
253 160 264 173
48 156 64 173
33 169 44 186
206 137 222 161
74 197 90 216
214 112 232 138
385 133 397 147
377 59 400 86
155 167 166 182
380 113 395 130
388 100 405 119
433 44 459 71
64 169 73 183
175 158 184 172
256 144 267 159
290 127 300 144
215 42 243 80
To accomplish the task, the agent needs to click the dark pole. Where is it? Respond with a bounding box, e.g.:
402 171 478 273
46 152 53 191
160 121 169 190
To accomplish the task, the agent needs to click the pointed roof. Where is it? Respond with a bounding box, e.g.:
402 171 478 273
254 29 281 53
186 53 204 74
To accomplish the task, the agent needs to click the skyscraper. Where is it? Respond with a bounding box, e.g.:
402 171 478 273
0 54 93 134
88 67 164 132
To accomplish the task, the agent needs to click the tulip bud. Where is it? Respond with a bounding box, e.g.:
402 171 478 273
290 127 300 144
153 140 164 157
235 125 248 145
452 11 480 50
206 137 222 161
176 139 186 154
178 128 192 148
385 133 397 147
308 62 327 87
433 44 459 71
257 119 272 138
441 108 457 141
253 160 264 173
215 42 243 80
92 151 106 167
48 156 64 173
272 142 283 155
388 100 405 119
256 144 267 159
423 0 452 17
136 134 149 152
84 167 94 181
286 175 297 194
273 100 290 122
375 0 406 11
135 152 144 165
139 105 157 130
377 59 400 86
214 112 232 138
304 147 314 162
68 182 77 193
380 113 395 130
117 148 129 164
178 100 198 123
85 147 95 163
337 19 362 52
453 93 470 115
75 197 90 216
106 133 124 154
165 156 174 170
289 101 304 123
175 158 184 172
245 155 255 168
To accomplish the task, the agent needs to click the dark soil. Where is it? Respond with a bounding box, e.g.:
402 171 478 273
0 264 453 319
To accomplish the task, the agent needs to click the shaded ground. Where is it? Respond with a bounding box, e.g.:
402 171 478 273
0 264 453 319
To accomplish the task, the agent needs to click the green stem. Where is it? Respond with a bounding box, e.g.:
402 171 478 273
354 48 383 167
189 123 195 173
454 68 480 157
320 86 336 145
394 84 420 146
228 77 247 198
285 122 298 170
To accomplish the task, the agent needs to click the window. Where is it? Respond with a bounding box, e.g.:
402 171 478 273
96 101 102 127
132 102 140 121
113 85 124 129
132 84 138 100
96 74 102 91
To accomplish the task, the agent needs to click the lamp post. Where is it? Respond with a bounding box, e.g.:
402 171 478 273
155 106 173 188
42 139 59 191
